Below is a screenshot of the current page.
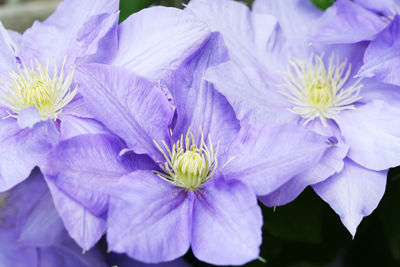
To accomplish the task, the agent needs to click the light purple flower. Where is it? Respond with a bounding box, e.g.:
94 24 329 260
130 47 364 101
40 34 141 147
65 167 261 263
0 170 107 267
0 0 122 253
310 0 400 86
47 33 329 265
0 0 211 251
0 0 120 191
187 0 400 236
42 4 211 251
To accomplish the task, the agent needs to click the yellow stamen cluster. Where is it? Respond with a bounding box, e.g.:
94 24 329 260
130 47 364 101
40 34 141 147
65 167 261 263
383 4 400 22
0 59 77 120
154 128 219 190
281 54 362 126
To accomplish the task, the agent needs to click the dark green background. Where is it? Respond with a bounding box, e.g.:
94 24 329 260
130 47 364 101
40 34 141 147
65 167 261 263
119 0 400 266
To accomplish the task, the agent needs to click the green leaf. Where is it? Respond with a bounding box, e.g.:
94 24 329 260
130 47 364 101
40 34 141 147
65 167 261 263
119 0 152 22
311 0 334 10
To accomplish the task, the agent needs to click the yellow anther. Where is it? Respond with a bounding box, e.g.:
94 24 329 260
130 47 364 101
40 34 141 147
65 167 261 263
153 128 219 190
0 58 77 120
280 53 362 126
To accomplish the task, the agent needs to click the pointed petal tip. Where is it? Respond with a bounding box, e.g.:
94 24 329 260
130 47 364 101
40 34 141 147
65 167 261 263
341 214 362 238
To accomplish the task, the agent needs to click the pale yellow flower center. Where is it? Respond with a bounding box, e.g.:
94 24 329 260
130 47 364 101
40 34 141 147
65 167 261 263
0 59 77 120
281 54 362 126
154 128 219 190
383 4 400 22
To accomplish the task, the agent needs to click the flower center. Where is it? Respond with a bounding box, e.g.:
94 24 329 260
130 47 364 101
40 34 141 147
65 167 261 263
280 53 362 126
383 4 400 22
154 128 219 190
0 59 77 120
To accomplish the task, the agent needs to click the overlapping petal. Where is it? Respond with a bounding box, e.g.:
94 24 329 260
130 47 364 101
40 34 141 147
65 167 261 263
42 134 145 250
186 0 284 69
19 0 119 66
107 171 192 263
253 0 323 44
313 159 387 236
0 22 19 77
260 141 349 206
0 119 58 191
355 0 400 16
311 0 386 44
45 177 106 251
358 16 400 86
205 62 295 125
112 6 210 85
338 100 400 171
224 123 329 196
75 64 174 162
172 33 239 149
191 175 262 265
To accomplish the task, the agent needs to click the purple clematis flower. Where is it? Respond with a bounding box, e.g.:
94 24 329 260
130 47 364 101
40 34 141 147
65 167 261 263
0 0 121 252
0 170 108 267
310 0 400 86
186 0 400 236
0 0 120 191
0 0 211 251
46 33 330 265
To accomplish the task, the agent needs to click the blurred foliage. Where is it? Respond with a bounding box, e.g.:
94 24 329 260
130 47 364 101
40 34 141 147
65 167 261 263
118 0 400 266
119 0 257 22
119 0 334 22
311 0 334 10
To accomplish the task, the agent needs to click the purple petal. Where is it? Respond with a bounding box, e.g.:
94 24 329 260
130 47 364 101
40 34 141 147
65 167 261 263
260 140 349 206
205 62 296 125
0 119 58 191
45 176 106 250
17 175 66 247
191 175 262 265
0 22 18 77
186 0 284 69
17 106 44 129
358 16 400 86
0 228 37 266
313 159 387 237
107 171 192 263
75 64 174 163
2 171 66 247
19 0 118 66
253 0 322 44
224 123 329 196
172 33 239 148
338 100 400 171
358 78 400 106
311 0 386 44
43 134 140 217
58 114 110 140
113 6 210 85
59 93 95 118
73 12 119 65
355 0 400 16
38 242 108 267
42 133 142 250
